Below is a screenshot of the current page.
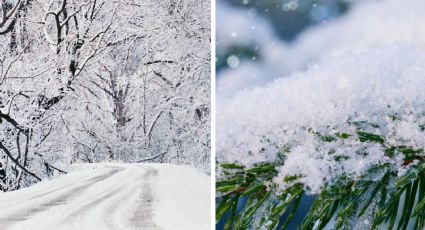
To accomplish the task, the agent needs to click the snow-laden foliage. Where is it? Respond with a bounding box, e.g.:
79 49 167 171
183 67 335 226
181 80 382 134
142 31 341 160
59 0 211 169
216 1 425 228
0 0 210 191
217 45 425 230
217 0 425 229
218 44 425 192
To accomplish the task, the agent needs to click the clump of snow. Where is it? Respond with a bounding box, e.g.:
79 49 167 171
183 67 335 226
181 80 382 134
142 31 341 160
217 45 425 193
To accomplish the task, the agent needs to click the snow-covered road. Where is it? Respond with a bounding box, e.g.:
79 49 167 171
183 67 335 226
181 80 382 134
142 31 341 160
0 164 210 230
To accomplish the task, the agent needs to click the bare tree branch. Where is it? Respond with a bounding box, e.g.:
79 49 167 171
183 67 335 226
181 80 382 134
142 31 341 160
0 141 41 181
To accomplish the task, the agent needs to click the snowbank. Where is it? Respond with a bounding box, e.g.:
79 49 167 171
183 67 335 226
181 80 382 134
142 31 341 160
151 164 211 230
217 45 425 193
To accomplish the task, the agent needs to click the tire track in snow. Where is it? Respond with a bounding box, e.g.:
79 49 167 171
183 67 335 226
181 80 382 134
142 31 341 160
102 168 146 230
64 187 124 229
0 165 170 230
63 166 161 229
128 166 161 230
0 167 122 230
18 166 122 204
58 167 139 230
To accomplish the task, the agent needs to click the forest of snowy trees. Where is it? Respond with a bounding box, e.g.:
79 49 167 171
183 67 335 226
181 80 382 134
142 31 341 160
0 0 210 191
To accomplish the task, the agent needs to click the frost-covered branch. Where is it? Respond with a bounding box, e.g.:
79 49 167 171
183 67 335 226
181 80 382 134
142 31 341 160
0 141 41 181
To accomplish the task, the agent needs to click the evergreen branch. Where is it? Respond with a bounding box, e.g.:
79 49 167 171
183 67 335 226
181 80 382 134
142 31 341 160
217 121 425 229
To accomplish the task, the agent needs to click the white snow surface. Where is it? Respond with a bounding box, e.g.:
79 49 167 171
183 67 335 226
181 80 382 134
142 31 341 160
0 163 210 230
217 0 425 98
217 45 425 193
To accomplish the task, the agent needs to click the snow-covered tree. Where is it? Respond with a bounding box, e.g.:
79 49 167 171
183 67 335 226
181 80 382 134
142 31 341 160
2 0 124 190
59 0 211 168
0 0 210 191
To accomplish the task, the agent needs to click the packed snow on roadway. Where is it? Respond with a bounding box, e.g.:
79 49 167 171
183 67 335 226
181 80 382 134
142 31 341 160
0 163 210 230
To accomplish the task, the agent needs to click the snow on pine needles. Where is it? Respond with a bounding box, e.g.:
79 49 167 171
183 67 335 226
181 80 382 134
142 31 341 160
217 45 425 193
